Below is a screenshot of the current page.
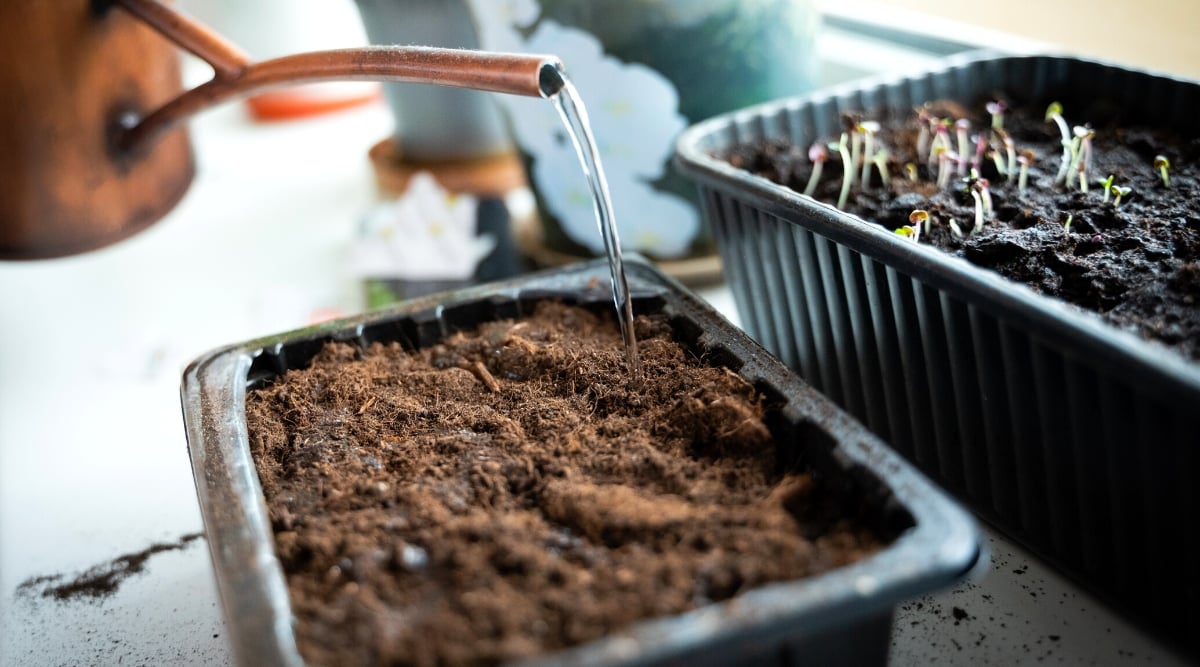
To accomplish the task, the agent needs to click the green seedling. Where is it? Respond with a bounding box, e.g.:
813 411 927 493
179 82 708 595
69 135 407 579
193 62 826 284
834 132 853 209
804 142 828 197
1100 174 1115 203
986 100 1006 129
1111 184 1132 207
1017 150 1035 194
905 162 919 182
1154 155 1171 187
859 121 880 190
894 225 919 242
1045 102 1072 184
1063 213 1073 235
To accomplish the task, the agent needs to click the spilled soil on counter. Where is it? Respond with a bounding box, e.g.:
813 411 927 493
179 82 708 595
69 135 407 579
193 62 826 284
245 301 887 666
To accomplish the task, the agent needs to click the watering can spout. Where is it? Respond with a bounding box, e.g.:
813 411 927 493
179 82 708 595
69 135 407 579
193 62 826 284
0 0 563 260
114 0 563 154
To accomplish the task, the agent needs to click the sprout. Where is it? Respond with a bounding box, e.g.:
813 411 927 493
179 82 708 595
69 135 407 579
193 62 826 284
915 107 935 161
970 188 985 234
859 121 881 190
955 119 971 175
1045 102 1072 184
905 162 919 182
948 217 965 238
1017 149 1035 194
972 132 989 174
1111 184 1132 207
986 100 1006 129
1063 213 1073 235
1067 125 1095 191
872 149 891 189
973 178 994 217
992 127 1017 182
1154 155 1171 187
936 147 959 189
1100 174 1115 203
894 225 920 242
804 142 828 197
929 120 952 167
834 132 853 210
909 209 931 237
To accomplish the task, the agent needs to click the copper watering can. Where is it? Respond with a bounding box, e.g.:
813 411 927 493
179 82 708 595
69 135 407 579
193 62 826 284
0 0 562 259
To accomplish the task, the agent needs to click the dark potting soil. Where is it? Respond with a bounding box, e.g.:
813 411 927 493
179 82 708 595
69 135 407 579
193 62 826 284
724 99 1200 362
15 533 204 602
245 302 887 666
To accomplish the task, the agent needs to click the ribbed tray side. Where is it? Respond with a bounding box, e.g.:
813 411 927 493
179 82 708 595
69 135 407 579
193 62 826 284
688 54 1200 651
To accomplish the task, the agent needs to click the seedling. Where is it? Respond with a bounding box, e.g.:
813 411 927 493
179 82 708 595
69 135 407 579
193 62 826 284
859 121 881 190
929 120 952 167
834 132 853 209
936 147 959 189
1063 213 1073 235
972 132 989 174
1068 125 1094 191
915 107 935 160
909 209 931 237
992 127 1016 181
973 178 994 217
1111 184 1132 207
955 119 971 175
948 217 965 238
970 188 985 234
804 142 828 197
1154 155 1171 187
1100 174 1115 203
986 100 1006 129
1045 102 1072 184
905 162 919 182
1017 150 1035 194
894 225 919 242
872 149 891 189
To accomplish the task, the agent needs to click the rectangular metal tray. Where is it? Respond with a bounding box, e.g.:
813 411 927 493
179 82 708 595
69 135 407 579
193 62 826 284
674 52 1200 655
181 257 979 666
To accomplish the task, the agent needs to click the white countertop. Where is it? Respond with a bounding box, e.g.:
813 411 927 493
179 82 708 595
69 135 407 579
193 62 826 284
0 25 1192 666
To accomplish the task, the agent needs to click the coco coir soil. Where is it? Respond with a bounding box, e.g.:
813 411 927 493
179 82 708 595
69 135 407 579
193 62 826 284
245 302 885 666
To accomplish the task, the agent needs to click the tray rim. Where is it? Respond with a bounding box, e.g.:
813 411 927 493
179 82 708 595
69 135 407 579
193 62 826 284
181 256 981 666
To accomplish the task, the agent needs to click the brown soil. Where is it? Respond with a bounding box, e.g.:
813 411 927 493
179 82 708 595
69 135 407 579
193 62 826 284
15 533 204 602
724 100 1200 361
245 302 886 666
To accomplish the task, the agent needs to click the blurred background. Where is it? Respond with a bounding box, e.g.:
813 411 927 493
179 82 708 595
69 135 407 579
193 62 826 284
0 0 1191 664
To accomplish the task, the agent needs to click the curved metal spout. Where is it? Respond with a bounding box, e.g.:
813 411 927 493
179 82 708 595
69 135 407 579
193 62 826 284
112 0 563 153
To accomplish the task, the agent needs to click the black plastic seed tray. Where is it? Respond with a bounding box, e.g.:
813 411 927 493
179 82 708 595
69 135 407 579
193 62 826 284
181 256 979 666
674 52 1200 655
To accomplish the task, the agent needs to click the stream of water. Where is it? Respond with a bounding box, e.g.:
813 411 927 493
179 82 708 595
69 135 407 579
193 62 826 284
542 66 641 376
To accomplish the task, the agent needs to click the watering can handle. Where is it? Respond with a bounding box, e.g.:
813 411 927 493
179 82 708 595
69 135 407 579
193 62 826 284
111 0 564 153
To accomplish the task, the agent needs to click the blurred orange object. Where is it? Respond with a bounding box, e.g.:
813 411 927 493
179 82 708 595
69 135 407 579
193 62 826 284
246 83 380 121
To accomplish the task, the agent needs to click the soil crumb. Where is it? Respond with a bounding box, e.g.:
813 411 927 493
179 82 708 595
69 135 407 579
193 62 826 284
16 533 204 602
246 301 888 666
